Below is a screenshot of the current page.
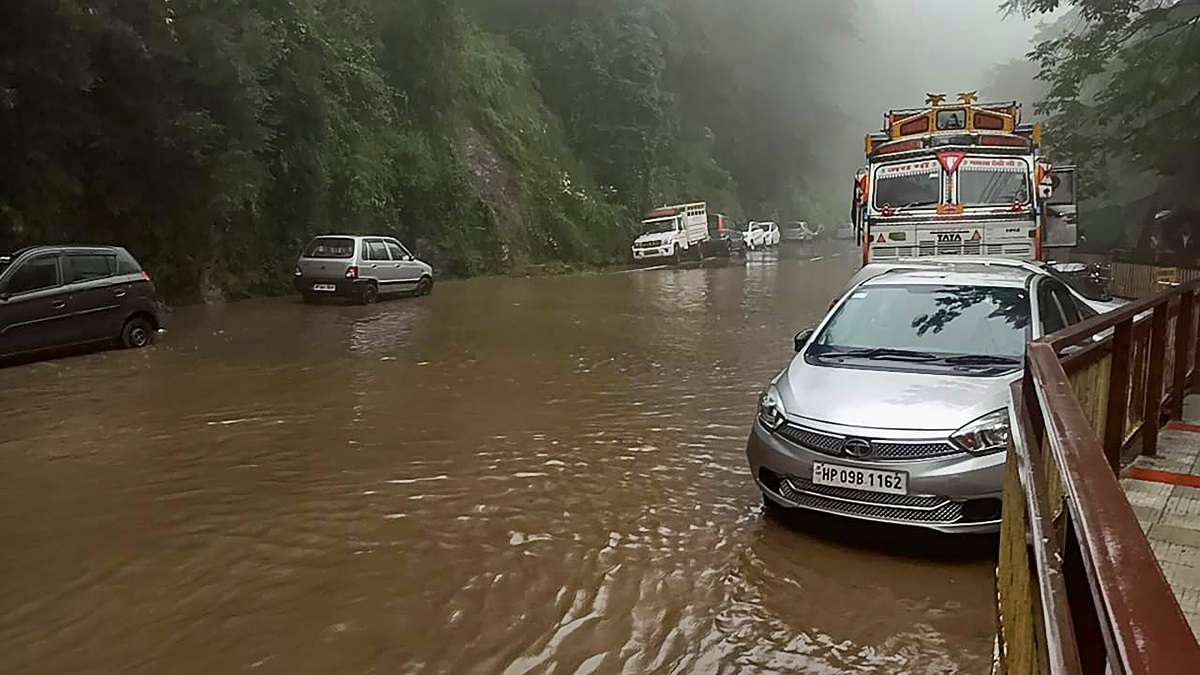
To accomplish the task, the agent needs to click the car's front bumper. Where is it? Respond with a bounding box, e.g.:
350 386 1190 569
746 421 1004 534
632 246 675 260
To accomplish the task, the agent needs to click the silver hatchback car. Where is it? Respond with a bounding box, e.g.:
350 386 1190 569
294 235 433 304
747 264 1099 534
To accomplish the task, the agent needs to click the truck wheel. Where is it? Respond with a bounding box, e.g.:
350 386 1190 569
673 246 682 265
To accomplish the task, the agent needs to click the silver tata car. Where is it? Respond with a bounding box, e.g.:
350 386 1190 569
747 263 1101 534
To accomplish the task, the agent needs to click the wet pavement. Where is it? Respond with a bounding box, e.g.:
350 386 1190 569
0 247 997 674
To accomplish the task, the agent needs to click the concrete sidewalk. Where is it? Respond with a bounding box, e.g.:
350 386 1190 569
1122 396 1200 637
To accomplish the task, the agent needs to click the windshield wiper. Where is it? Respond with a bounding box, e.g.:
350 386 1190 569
814 347 940 362
939 354 1022 367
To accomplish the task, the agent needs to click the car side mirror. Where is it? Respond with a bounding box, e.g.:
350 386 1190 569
0 291 9 302
794 328 815 353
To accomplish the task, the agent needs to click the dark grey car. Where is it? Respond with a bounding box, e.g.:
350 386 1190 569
0 246 163 360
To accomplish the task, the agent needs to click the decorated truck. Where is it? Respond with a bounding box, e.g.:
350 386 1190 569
850 92 1078 265
631 202 710 263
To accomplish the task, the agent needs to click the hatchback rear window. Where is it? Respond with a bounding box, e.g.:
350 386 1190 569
303 237 356 259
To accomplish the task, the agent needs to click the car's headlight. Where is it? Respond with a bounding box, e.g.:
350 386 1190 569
949 409 1011 456
758 386 786 431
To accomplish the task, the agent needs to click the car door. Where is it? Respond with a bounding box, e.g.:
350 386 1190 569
361 239 394 287
62 251 123 342
0 253 73 355
385 239 421 290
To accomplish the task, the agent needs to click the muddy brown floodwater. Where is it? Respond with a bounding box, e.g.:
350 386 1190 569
0 249 997 674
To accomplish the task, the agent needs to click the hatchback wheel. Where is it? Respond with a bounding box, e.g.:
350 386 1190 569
121 317 154 349
359 283 379 305
416 276 433 296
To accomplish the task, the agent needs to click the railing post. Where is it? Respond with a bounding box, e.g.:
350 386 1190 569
1173 290 1195 419
1104 319 1133 471
1144 304 1169 457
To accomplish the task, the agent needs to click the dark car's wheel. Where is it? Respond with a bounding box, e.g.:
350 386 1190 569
358 282 379 305
121 317 154 349
415 276 433 296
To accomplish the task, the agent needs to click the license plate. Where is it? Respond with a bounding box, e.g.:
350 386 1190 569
312 284 337 292
812 462 908 495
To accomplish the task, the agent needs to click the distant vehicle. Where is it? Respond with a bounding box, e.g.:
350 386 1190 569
0 245 164 359
748 262 1103 534
632 202 710 263
762 222 782 247
782 221 810 242
719 229 748 256
743 222 769 250
295 235 433 304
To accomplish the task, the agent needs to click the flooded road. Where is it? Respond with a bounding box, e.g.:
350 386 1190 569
0 249 996 674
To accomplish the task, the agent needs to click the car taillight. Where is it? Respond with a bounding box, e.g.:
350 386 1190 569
141 271 151 282
294 266 302 277
345 266 358 279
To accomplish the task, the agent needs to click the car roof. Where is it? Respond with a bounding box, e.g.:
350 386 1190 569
310 234 397 240
860 266 1034 289
6 245 127 256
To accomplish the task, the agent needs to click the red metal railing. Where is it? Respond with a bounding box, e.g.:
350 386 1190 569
996 279 1200 673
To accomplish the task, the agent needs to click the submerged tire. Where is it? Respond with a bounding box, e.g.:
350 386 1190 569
121 317 154 349
416 276 433 296
359 283 379 305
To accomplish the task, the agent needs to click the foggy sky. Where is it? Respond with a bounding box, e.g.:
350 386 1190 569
847 0 1055 122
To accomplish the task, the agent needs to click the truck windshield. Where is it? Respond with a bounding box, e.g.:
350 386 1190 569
874 164 939 210
959 167 1030 206
643 220 677 235
814 284 1030 359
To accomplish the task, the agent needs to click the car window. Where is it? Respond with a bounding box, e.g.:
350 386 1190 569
1037 280 1068 335
385 241 408 260
1049 282 1083 326
303 237 355 259
66 253 116 283
365 240 390 261
6 255 61 295
814 284 1030 358
116 250 143 274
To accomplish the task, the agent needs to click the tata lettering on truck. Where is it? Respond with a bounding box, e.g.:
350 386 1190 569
849 92 1078 265
631 202 710 262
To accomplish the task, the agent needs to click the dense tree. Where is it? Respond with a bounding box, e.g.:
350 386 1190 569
1003 0 1200 255
1 0 861 299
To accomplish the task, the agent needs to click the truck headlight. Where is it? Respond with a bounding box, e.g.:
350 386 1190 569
758 386 786 431
950 409 1011 456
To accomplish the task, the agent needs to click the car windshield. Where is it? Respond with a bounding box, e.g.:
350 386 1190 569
303 237 355 259
812 284 1031 360
643 219 676 235
874 161 940 210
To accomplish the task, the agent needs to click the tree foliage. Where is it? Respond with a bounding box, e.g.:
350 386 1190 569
1004 0 1200 206
1 0 859 300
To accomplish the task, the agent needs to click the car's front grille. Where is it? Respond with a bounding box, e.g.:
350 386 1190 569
777 477 964 524
776 423 962 461
634 241 662 249
786 476 945 509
